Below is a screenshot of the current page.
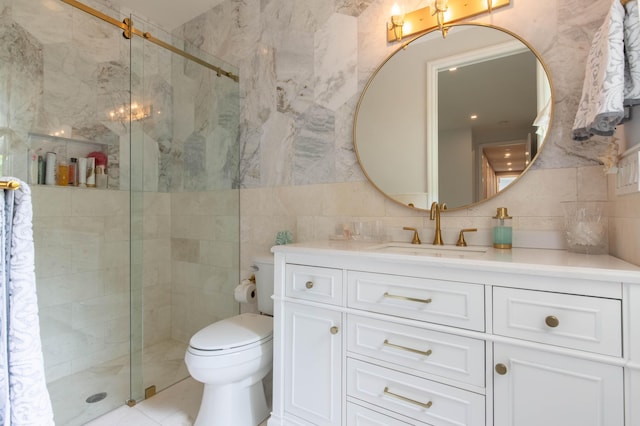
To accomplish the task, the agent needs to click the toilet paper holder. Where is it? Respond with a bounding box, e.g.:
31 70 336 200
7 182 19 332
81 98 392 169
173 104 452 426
235 276 257 304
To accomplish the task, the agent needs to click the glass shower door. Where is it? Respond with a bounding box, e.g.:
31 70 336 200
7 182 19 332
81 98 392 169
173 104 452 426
3 1 240 423
129 14 241 402
10 1 136 424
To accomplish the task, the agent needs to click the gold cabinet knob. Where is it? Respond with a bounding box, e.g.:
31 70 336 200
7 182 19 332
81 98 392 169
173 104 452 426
495 363 508 375
545 315 559 328
330 326 339 335
305 281 314 289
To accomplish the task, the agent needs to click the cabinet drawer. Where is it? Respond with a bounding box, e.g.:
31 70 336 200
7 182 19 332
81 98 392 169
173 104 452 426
286 264 343 305
347 402 413 425
347 359 485 426
347 271 485 331
347 314 485 387
493 287 622 356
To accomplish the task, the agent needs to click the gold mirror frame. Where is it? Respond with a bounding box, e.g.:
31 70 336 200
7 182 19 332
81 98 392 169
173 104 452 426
353 23 554 211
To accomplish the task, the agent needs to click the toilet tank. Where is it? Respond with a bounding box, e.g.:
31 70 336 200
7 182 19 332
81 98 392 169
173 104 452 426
253 255 274 315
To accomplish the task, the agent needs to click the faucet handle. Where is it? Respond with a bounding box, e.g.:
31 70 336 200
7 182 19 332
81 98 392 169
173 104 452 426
456 228 477 247
403 227 421 244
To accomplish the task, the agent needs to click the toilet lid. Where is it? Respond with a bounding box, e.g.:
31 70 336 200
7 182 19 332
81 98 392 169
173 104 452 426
189 313 273 351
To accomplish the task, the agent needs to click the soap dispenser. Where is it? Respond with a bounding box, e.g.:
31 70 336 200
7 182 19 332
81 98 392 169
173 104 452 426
492 207 512 249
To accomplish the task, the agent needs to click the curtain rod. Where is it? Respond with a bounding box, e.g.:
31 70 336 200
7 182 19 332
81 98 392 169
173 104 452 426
60 0 239 82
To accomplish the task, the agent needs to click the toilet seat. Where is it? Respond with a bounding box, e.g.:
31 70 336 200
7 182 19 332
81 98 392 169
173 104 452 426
188 313 273 355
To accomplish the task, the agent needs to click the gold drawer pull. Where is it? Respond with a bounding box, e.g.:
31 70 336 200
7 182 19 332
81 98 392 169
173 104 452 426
384 387 432 409
330 326 339 335
305 281 314 289
383 339 432 356
383 292 432 304
545 315 559 328
495 363 508 375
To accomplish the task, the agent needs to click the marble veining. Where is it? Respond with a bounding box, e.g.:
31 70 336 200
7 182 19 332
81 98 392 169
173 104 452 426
3 0 239 192
313 13 358 112
178 0 617 189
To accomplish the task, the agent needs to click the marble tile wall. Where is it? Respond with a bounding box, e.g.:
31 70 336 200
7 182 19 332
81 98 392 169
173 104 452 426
32 186 133 382
174 0 640 270
2 0 242 394
609 176 640 265
32 185 228 384
170 190 240 343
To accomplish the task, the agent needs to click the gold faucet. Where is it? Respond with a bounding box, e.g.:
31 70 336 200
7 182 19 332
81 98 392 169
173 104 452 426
429 202 447 245
402 227 421 244
456 228 477 246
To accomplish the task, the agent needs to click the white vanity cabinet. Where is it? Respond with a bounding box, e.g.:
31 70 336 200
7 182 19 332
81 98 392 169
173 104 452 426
268 243 640 426
492 287 625 426
283 302 342 425
280 264 344 425
625 284 640 426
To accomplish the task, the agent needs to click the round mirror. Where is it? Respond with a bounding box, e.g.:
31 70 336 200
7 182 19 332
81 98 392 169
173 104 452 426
354 23 553 211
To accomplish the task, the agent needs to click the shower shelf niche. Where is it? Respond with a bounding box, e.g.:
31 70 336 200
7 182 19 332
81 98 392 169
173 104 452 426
27 132 117 189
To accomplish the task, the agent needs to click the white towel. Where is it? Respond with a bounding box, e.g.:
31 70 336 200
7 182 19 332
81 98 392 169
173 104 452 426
624 1 640 103
0 179 54 426
572 0 640 140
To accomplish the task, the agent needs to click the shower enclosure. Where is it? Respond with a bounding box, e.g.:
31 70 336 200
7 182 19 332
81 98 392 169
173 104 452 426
0 1 240 424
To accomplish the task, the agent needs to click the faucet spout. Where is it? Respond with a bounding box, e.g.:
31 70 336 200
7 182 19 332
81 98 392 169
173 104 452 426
429 201 447 245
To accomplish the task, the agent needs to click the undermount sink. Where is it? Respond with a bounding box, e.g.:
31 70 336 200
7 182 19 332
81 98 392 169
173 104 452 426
370 242 488 259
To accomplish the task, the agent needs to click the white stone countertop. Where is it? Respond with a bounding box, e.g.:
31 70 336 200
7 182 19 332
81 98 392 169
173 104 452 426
271 240 640 284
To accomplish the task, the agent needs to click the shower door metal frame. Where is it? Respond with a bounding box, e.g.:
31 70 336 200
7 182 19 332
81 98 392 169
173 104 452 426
59 0 239 82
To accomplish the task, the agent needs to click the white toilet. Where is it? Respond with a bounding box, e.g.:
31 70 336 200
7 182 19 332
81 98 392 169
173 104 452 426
185 256 274 426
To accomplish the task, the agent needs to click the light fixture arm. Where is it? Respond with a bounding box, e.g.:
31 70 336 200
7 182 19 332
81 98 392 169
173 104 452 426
388 14 405 40
432 1 450 38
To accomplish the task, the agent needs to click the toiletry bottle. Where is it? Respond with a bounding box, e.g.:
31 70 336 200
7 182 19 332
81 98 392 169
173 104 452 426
45 152 56 185
493 207 512 249
37 155 45 184
86 157 96 187
78 158 87 187
69 158 77 186
57 160 69 186
96 165 107 189
28 150 38 185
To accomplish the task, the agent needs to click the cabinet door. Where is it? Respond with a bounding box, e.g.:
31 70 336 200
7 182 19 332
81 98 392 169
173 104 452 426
494 343 623 426
284 303 342 425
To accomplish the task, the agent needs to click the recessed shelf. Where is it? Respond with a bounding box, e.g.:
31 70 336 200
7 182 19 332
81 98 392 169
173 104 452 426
28 132 115 146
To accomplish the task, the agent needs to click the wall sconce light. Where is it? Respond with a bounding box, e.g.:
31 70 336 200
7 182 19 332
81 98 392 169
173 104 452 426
387 0 511 42
108 102 153 122
388 3 405 41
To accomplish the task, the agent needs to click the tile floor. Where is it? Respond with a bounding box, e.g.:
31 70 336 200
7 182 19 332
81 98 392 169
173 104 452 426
85 377 270 426
48 339 189 426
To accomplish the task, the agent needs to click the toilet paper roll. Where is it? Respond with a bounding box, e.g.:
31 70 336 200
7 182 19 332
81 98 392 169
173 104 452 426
234 281 257 304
